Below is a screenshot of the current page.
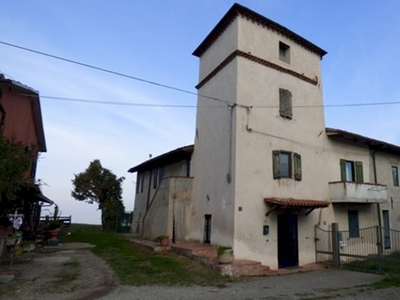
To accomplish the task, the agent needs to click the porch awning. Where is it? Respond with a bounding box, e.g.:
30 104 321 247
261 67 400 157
264 197 330 216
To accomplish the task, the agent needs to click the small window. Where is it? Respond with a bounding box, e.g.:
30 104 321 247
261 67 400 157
279 88 292 119
136 174 141 194
348 210 359 238
158 167 164 184
273 151 301 180
153 169 158 189
392 166 399 186
340 159 363 183
140 172 145 193
279 41 290 63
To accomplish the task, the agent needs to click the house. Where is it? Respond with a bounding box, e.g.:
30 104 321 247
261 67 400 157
0 74 52 237
128 145 193 242
129 3 400 270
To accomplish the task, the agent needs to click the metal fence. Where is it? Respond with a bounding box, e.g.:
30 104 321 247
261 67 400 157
316 224 400 274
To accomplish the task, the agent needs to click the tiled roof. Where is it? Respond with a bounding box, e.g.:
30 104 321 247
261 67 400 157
264 197 330 208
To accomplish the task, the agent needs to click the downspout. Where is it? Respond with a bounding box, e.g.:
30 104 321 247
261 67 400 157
372 149 383 251
226 104 236 183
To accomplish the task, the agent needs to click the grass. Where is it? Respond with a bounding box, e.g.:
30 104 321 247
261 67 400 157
62 224 235 286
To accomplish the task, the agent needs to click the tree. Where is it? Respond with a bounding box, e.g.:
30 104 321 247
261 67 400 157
71 159 125 231
0 135 36 210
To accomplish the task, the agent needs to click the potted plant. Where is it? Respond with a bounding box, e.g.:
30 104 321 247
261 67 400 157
47 220 63 241
218 246 234 264
154 235 169 246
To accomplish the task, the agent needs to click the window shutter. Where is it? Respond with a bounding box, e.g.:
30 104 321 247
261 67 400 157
279 89 292 119
294 153 302 181
273 151 281 179
355 161 364 183
340 159 346 181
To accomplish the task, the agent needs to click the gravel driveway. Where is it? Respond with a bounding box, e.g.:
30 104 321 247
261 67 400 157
1 244 399 300
98 269 398 300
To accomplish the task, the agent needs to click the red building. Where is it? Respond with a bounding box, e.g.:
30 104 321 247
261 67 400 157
0 73 52 238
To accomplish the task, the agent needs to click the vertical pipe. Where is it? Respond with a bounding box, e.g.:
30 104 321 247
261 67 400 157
372 150 383 254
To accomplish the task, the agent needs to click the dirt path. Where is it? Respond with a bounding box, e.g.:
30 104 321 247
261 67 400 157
0 243 117 300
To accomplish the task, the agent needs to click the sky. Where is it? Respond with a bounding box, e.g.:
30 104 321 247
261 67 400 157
1 1 400 224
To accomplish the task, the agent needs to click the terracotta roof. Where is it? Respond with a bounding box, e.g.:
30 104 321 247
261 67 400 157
264 197 330 208
193 3 327 58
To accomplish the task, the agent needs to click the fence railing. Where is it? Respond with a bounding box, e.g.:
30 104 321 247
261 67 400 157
316 223 400 274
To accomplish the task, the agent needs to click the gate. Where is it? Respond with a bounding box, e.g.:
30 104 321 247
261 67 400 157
315 224 400 274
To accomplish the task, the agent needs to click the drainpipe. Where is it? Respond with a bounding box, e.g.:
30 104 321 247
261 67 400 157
226 104 236 183
372 150 383 251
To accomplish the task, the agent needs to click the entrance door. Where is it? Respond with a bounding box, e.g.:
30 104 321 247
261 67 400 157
204 214 211 244
278 213 299 268
383 210 391 249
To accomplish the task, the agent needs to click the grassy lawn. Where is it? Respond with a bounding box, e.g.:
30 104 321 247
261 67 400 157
62 224 235 286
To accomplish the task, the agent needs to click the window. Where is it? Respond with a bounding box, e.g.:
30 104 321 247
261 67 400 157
152 167 164 189
340 159 363 183
348 210 359 238
136 173 144 194
273 151 301 180
279 89 292 119
392 166 399 186
279 41 290 63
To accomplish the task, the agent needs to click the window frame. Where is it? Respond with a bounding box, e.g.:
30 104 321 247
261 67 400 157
279 41 290 64
340 159 363 183
273 150 301 181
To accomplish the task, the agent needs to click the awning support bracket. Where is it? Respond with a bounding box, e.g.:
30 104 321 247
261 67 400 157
265 205 278 217
305 207 315 216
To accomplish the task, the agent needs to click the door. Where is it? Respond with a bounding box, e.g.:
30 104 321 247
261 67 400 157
383 210 391 249
204 214 211 244
278 213 299 268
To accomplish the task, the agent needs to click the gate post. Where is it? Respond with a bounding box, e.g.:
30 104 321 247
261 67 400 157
332 223 340 268
376 226 382 272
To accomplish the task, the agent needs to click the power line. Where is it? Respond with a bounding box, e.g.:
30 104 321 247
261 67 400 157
39 94 400 109
2 41 400 110
0 40 234 106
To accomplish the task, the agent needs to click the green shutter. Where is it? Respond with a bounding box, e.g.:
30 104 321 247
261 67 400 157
294 153 302 181
273 151 281 179
340 159 346 181
355 161 364 183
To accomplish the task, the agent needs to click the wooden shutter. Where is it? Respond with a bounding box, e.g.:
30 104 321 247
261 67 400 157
273 151 281 179
340 159 346 181
294 153 302 181
355 161 364 183
279 89 292 119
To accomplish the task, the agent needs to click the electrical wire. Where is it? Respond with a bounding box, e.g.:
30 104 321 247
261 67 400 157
2 41 400 110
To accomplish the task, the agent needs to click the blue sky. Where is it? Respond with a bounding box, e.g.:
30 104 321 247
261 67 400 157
1 1 400 224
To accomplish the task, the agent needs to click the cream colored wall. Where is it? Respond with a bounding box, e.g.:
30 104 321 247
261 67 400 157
374 151 400 231
198 18 238 82
190 60 238 246
232 14 328 267
131 158 191 235
171 177 193 242
237 16 321 83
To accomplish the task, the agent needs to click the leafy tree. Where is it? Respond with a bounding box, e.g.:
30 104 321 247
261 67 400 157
71 159 125 231
0 135 36 209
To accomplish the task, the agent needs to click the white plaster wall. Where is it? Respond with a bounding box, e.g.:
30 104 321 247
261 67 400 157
190 60 238 246
237 16 321 82
374 151 400 231
198 18 238 82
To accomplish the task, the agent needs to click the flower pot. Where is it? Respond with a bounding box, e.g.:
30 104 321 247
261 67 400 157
218 248 234 264
159 237 169 247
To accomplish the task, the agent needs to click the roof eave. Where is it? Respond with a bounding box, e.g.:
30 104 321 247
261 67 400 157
193 3 327 58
